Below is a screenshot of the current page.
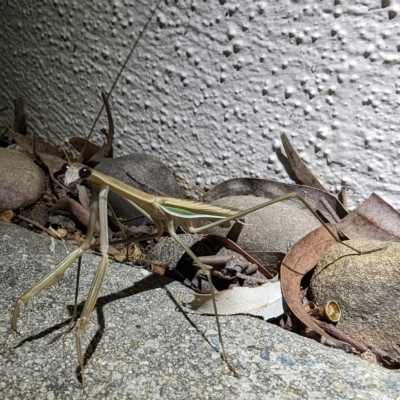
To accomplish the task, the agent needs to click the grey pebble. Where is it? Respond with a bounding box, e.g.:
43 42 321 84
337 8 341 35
0 148 46 212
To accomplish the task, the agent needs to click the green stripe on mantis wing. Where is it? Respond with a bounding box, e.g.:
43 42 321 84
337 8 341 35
160 198 239 220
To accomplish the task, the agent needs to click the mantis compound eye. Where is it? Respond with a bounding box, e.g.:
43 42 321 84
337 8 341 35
61 163 69 174
79 167 92 179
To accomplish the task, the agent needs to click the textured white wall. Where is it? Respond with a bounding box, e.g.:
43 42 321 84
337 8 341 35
1 1 400 209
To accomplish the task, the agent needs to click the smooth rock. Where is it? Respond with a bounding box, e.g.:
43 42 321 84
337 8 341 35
0 148 46 212
95 153 182 226
149 233 205 270
202 196 322 264
148 233 220 289
310 239 400 362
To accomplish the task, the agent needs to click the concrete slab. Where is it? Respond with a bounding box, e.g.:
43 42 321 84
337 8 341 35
1 222 399 399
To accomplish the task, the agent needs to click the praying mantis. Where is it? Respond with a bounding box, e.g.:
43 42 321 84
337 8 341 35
1 0 366 391
5 161 360 384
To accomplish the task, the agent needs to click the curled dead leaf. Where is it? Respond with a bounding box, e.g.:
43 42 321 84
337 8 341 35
281 133 328 193
50 196 99 232
337 193 400 241
280 224 343 342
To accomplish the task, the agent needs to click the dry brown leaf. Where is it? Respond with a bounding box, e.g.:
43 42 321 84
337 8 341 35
280 224 343 342
69 137 102 161
14 97 26 134
126 242 142 259
0 210 15 222
204 234 274 279
50 196 99 232
151 265 166 276
12 131 72 160
281 133 328 193
37 152 66 176
108 242 143 262
107 245 126 261
69 93 114 163
337 193 400 241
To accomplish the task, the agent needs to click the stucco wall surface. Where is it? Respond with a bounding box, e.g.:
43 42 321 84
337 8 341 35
1 1 400 209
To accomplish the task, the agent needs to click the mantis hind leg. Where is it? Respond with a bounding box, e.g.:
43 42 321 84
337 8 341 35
188 192 361 254
166 219 239 378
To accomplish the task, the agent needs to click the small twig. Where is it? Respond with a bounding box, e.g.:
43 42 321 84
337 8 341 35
320 197 341 223
205 234 275 279
312 318 368 352
366 344 399 365
17 214 60 239
31 125 38 162
196 255 240 268
0 116 14 135
338 187 348 210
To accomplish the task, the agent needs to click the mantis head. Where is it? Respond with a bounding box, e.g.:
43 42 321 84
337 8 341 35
62 163 93 186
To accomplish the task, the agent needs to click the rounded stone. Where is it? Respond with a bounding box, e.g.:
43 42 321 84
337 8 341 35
202 195 322 264
310 239 400 362
95 153 182 226
0 148 46 212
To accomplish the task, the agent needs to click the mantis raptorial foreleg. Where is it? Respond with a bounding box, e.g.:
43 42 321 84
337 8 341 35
9 186 100 335
74 185 109 377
